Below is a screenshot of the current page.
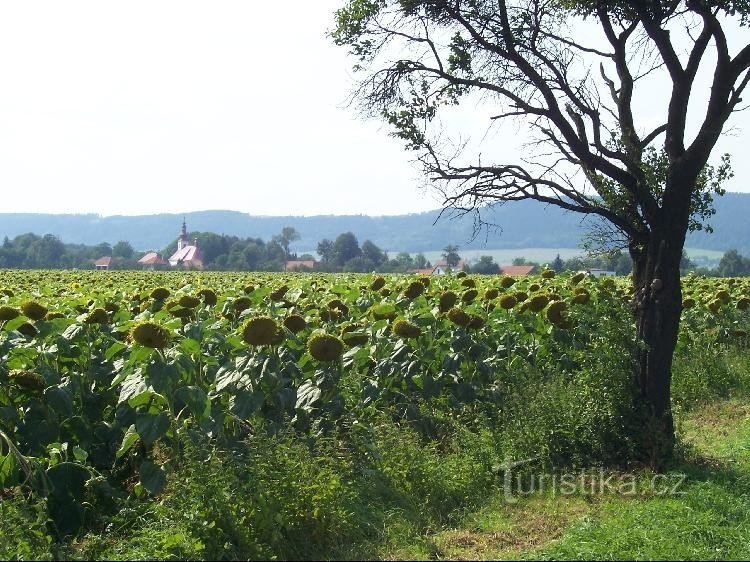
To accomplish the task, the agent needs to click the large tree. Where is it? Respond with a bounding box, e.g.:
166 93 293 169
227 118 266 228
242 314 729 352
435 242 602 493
332 0 750 463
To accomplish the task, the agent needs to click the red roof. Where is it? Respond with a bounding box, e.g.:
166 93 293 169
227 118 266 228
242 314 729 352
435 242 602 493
169 245 204 266
286 260 316 270
94 256 112 266
138 252 166 265
412 268 435 275
500 265 536 276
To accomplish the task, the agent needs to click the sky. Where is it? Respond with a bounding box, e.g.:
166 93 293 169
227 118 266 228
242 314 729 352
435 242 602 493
0 1 747 218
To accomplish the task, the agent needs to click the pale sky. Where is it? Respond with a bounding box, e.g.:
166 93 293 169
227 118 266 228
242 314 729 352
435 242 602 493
0 1 747 217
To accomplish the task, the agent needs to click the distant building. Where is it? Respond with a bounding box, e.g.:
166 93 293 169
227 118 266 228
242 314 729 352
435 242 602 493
499 265 536 276
589 268 616 277
94 256 112 270
138 252 167 270
428 260 469 275
168 219 204 269
286 259 317 271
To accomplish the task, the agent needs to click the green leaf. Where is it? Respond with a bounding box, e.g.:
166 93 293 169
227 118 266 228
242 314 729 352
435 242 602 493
139 461 167 495
229 390 265 419
116 426 139 459
46 462 90 502
135 412 170 446
174 386 210 420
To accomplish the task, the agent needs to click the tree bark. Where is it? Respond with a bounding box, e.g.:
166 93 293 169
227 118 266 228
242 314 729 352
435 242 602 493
629 220 686 466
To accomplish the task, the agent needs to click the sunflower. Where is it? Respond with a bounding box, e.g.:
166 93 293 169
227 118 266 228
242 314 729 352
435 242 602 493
0 306 20 321
737 297 750 311
18 322 38 337
370 277 386 291
403 281 425 299
681 297 696 310
131 322 171 349
499 295 517 310
150 287 171 300
461 289 479 303
233 296 252 313
546 301 567 326
461 278 476 288
484 288 499 300
328 299 349 315
392 319 422 339
45 312 65 321
570 272 587 285
9 370 46 391
439 291 458 312
270 285 289 302
284 314 307 333
243 284 256 294
447 307 471 327
85 308 109 325
541 269 556 279
527 295 550 312
513 291 529 303
308 333 345 362
571 293 590 305
242 317 282 346
500 277 516 289
21 301 48 321
342 331 370 347
179 295 202 309
467 315 486 330
197 289 218 306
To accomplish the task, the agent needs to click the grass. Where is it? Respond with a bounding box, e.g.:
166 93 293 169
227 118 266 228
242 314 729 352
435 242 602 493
384 399 750 561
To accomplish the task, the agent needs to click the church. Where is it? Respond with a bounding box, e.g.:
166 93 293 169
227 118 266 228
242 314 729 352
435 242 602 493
168 219 204 269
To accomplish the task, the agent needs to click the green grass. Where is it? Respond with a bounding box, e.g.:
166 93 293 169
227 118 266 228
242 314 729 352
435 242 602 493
385 399 750 561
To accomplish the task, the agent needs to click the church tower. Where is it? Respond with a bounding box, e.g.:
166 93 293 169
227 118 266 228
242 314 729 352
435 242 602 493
177 217 188 251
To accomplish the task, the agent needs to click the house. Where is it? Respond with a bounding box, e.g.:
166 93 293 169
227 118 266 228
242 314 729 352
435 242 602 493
94 256 112 270
138 252 167 270
429 260 469 275
499 265 536 276
589 268 616 277
168 220 204 270
286 259 317 271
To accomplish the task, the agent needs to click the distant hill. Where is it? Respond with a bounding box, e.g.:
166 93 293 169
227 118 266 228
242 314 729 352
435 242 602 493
1 192 748 255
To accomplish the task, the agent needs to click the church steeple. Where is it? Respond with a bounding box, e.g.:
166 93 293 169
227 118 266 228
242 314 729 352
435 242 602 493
178 217 188 251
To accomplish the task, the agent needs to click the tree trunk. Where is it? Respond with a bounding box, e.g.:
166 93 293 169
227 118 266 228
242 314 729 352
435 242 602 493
629 225 685 466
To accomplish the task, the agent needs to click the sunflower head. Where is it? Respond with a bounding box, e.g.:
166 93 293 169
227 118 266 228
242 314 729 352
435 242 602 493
197 289 218 306
0 306 20 321
461 289 479 303
484 288 499 300
682 297 696 310
342 331 369 347
500 276 516 289
18 322 38 338
392 318 422 339
150 287 171 301
541 269 556 279
284 314 307 334
370 277 386 291
233 296 252 313
571 292 590 305
546 301 568 326
328 299 349 315
456 271 467 278
9 370 46 391
467 314 486 330
179 295 202 309
85 308 109 325
715 290 731 304
308 333 345 362
461 278 476 288
499 295 517 310
45 312 65 321
403 281 425 299
242 317 283 346
243 284 256 294
513 291 529 303
527 294 550 312
270 285 289 301
130 322 171 349
447 307 471 327
439 291 458 312
571 272 587 285
737 297 750 311
21 301 48 321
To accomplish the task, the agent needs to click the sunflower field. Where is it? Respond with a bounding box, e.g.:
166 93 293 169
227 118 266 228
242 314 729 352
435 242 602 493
1 269 749 554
